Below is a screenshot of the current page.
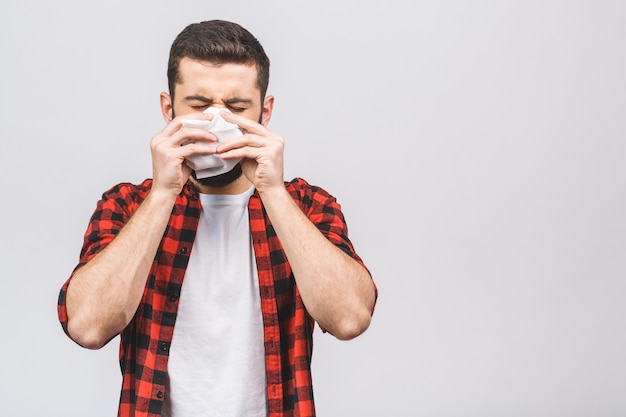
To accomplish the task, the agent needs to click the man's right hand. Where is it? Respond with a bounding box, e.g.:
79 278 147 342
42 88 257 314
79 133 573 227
150 113 219 198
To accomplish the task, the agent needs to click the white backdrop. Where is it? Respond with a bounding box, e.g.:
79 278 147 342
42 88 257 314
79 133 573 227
1 1 625 416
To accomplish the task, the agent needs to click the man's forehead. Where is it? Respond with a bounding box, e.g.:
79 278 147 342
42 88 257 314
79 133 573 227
175 58 260 96
178 57 258 78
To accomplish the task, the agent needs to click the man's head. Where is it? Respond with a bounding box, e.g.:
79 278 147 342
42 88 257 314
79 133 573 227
161 20 274 190
167 20 270 101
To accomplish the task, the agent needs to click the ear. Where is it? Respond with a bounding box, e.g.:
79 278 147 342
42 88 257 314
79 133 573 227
260 95 274 127
160 92 173 122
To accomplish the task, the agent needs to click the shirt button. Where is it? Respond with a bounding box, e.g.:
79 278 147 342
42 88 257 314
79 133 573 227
156 391 163 399
169 294 179 302
180 247 189 254
160 342 169 352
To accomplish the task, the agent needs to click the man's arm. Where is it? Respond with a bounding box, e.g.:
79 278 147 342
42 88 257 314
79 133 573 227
63 115 218 349
65 190 176 349
261 187 376 340
218 112 377 340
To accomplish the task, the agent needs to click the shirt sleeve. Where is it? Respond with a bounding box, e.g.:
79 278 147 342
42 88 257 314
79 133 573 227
292 178 378 313
57 183 138 340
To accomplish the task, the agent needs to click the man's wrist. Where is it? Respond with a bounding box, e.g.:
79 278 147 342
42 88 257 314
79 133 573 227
257 183 289 203
145 186 179 210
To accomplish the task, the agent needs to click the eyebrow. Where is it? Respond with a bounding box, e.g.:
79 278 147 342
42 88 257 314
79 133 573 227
183 95 253 105
184 95 213 103
225 97 253 105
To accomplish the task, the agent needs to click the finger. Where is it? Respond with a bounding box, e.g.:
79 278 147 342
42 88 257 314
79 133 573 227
219 111 269 135
154 112 216 145
163 120 221 147
177 140 220 158
216 133 265 153
217 144 262 161
218 134 283 162
172 128 219 147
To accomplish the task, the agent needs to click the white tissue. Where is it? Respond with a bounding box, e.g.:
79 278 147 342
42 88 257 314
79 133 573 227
182 107 243 178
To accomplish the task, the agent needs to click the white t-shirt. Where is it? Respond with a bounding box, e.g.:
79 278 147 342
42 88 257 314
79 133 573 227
162 186 267 417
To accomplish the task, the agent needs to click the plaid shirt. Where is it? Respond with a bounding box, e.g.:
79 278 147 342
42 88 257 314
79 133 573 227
58 177 372 417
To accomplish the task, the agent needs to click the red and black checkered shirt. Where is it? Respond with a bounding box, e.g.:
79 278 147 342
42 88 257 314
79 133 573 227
58 177 373 417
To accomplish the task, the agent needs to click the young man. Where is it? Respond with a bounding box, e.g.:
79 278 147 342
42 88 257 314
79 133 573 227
58 20 377 417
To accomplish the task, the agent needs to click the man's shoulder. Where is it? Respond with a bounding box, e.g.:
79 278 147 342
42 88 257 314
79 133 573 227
284 177 329 195
100 178 154 200
283 177 337 208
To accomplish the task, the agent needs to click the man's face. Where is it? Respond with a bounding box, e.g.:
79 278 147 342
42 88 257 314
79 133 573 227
163 57 270 188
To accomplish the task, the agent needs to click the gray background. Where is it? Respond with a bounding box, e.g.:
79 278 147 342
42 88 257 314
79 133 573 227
1 1 625 416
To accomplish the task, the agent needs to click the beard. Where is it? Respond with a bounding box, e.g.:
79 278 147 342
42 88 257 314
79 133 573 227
191 163 243 188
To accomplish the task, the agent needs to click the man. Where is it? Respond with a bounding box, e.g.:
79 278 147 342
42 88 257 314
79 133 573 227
58 20 377 417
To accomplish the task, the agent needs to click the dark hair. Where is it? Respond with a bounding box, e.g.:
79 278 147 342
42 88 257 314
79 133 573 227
167 20 270 99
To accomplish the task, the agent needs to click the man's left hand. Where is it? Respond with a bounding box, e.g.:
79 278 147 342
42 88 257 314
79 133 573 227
216 111 285 193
